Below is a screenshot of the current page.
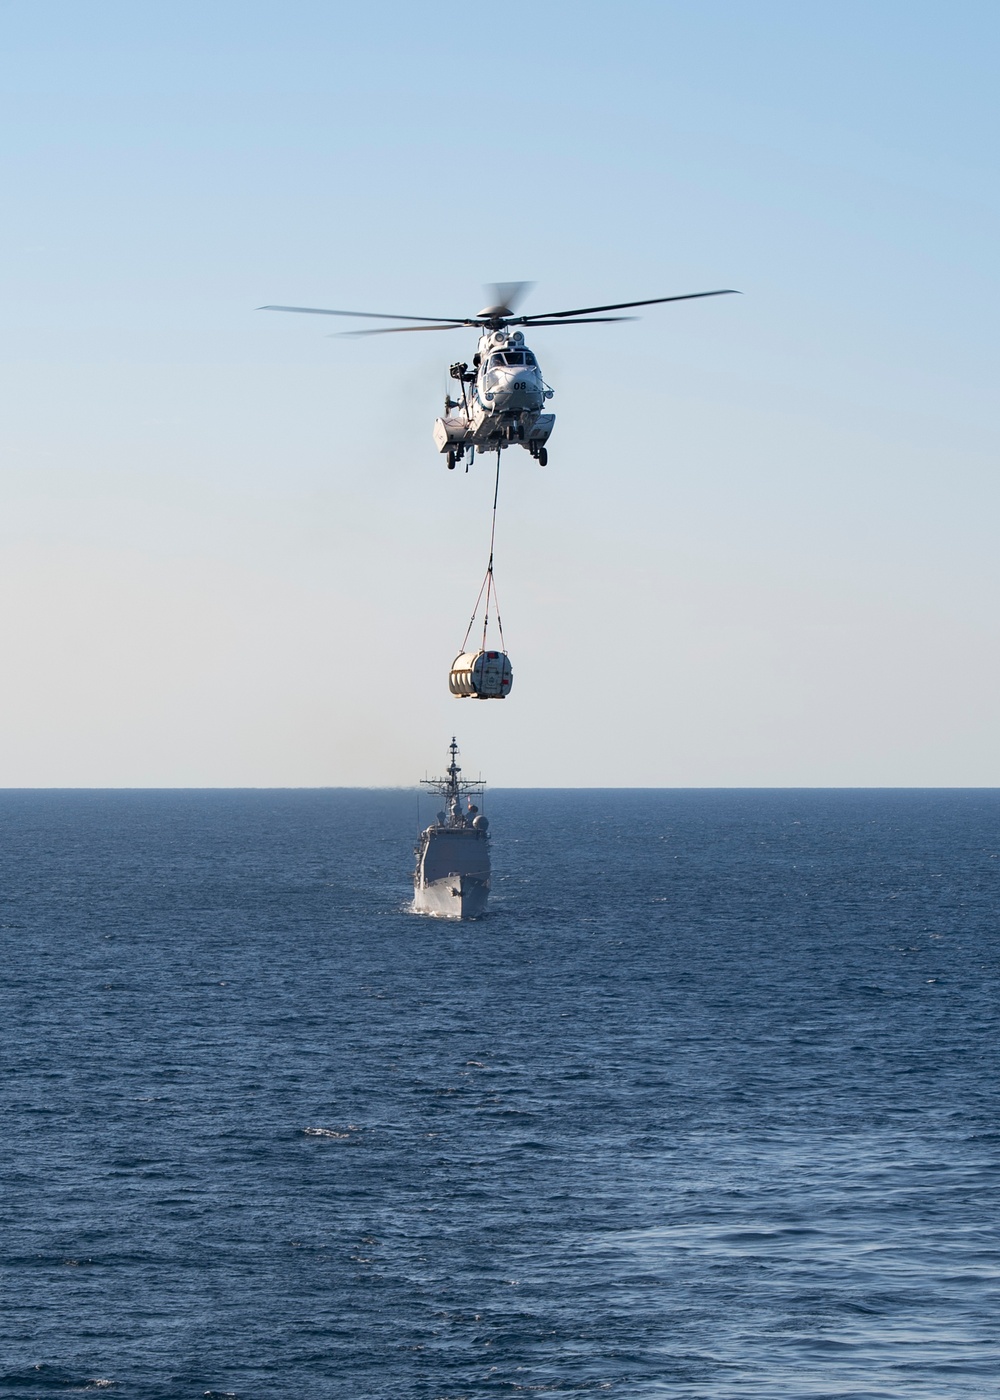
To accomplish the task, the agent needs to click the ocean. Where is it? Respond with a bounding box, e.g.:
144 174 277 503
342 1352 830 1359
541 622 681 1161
0 788 997 1399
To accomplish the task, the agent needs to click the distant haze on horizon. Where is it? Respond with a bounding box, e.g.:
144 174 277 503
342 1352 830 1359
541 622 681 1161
1 1 997 787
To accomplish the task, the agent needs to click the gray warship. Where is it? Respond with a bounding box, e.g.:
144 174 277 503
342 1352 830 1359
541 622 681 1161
412 738 490 919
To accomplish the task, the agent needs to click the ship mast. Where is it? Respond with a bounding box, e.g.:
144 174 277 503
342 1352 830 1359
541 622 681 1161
446 736 461 803
420 737 485 815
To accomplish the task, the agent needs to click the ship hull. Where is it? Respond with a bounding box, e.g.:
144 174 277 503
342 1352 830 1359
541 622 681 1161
412 873 489 920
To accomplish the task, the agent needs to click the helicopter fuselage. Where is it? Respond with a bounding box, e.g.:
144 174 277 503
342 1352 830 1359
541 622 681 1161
433 327 554 467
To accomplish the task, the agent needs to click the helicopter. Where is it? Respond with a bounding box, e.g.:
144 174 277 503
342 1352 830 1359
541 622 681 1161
259 282 737 469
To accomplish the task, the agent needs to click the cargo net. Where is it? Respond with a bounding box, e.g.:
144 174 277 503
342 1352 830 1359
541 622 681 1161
461 450 507 656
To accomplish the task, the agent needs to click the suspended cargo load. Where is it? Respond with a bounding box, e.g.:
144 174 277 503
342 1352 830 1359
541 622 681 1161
449 649 513 700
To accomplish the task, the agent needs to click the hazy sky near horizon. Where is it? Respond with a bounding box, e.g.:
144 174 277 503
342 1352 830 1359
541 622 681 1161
1 0 998 786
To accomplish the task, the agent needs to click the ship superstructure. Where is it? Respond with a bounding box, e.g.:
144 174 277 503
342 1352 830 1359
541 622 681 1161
412 738 490 919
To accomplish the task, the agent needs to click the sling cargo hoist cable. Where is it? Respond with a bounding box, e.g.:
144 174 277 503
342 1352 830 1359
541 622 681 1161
449 449 514 700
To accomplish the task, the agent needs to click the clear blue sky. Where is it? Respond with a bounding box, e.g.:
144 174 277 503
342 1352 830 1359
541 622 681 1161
1 1 997 784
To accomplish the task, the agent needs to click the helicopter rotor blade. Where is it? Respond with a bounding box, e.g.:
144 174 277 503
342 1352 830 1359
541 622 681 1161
509 316 636 327
339 315 639 336
520 289 740 320
335 322 472 338
259 304 474 324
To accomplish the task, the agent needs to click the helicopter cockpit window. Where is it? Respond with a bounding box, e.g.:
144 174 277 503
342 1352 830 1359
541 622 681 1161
488 351 537 368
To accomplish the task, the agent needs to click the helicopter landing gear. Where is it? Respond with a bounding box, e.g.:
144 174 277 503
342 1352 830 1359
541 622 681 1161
447 450 456 470
528 444 548 466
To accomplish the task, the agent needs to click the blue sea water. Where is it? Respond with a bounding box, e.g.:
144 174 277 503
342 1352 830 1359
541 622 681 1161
0 788 998 1400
